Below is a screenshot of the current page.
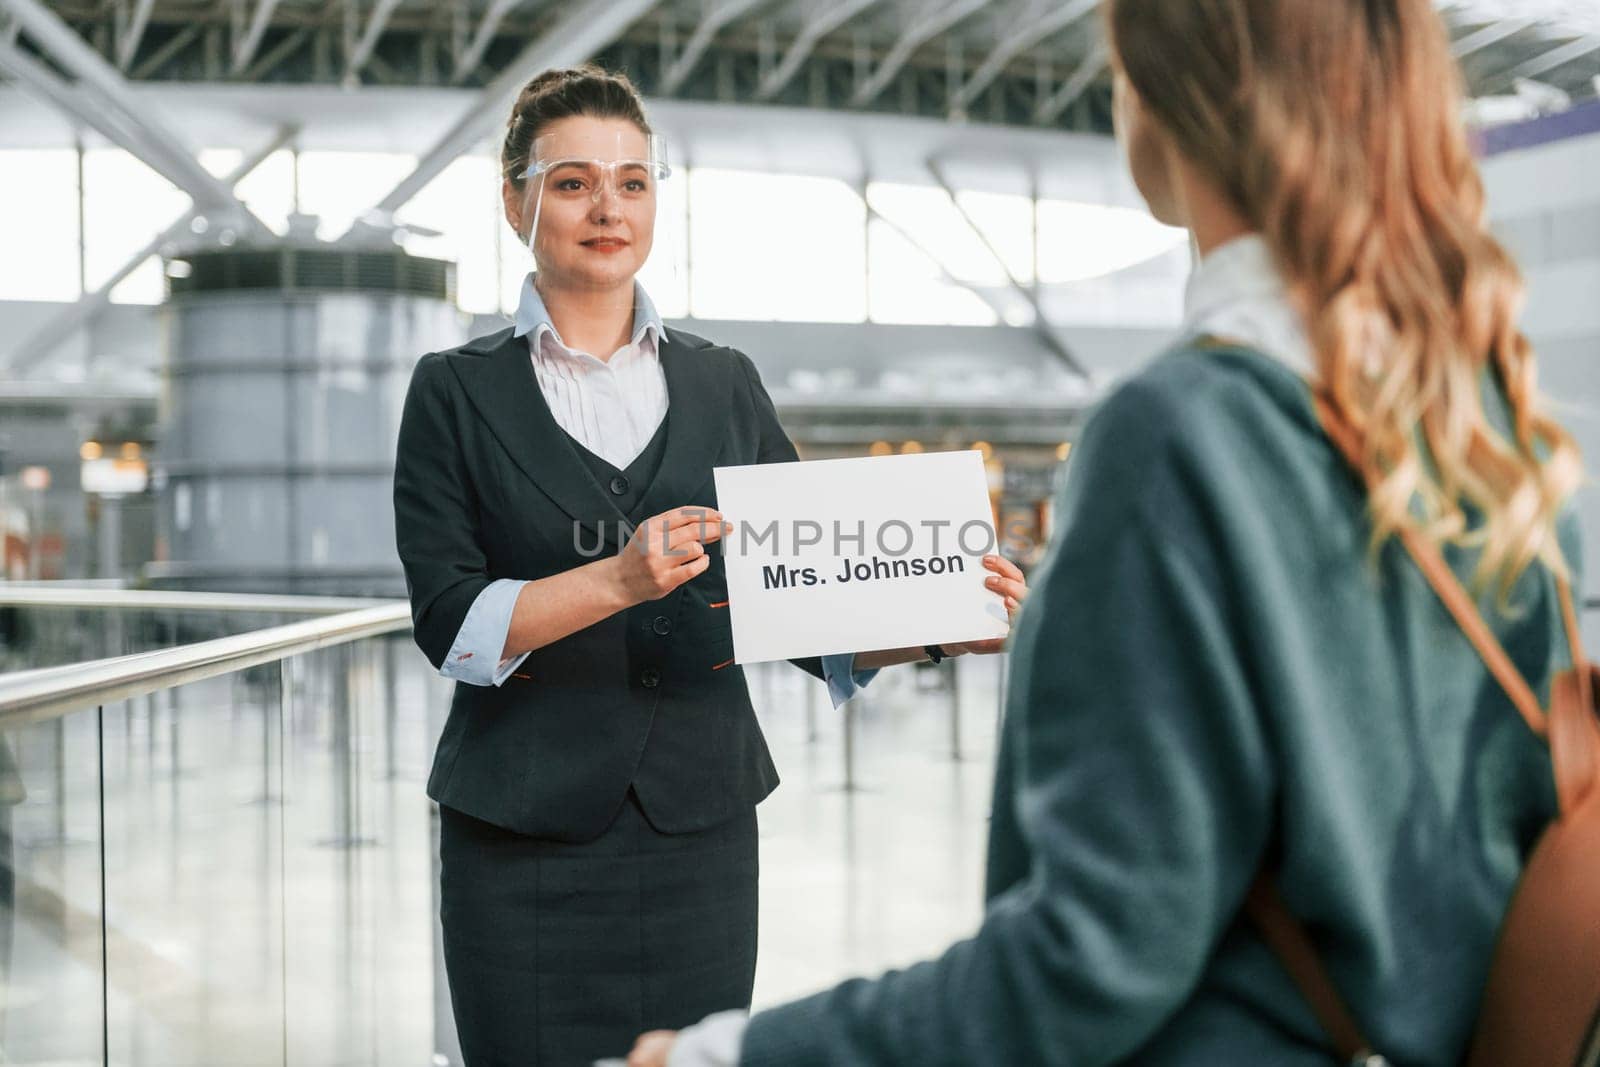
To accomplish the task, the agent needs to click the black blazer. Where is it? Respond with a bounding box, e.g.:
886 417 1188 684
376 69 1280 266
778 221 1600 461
393 324 825 841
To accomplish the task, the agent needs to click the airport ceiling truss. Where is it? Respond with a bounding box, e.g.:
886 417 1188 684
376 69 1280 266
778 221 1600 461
2 0 1596 138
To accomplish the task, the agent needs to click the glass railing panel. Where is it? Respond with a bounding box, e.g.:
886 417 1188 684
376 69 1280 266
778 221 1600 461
281 636 452 1067
98 667 288 1067
0 704 106 1066
1 598 421 1067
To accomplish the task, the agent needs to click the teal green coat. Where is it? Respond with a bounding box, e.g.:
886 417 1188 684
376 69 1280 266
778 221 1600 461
742 342 1581 1066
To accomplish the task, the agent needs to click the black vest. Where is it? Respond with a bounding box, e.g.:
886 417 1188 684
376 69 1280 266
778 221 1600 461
395 326 823 842
563 412 671 521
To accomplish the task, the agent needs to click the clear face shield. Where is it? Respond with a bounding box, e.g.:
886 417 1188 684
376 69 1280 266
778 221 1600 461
513 128 676 316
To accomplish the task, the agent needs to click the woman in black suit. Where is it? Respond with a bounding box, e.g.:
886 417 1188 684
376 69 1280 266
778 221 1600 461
392 65 1026 1067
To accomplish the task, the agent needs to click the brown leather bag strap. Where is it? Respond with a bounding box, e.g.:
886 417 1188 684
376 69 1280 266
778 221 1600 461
1243 876 1375 1061
1315 393 1600 812
1556 579 1590 698
1394 524 1549 738
1549 580 1600 814
1311 395 1549 739
1246 390 1600 1063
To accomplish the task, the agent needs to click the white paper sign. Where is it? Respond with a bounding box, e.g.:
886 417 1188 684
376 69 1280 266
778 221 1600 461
713 450 1009 664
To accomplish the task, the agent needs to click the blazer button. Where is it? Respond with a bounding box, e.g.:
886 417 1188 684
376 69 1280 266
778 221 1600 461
640 667 661 688
652 616 672 635
609 475 630 495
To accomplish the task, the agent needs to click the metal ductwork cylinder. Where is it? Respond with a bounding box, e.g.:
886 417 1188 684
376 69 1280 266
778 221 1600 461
149 244 464 596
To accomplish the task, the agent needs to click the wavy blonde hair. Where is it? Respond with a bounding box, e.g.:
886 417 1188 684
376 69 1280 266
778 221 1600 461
1108 0 1583 598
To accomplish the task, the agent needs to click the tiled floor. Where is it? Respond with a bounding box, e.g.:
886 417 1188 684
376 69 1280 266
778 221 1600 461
747 657 1001 1009
0 643 1006 1065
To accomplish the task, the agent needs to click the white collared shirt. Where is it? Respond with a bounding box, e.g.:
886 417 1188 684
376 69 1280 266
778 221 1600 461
515 273 670 470
1180 234 1314 377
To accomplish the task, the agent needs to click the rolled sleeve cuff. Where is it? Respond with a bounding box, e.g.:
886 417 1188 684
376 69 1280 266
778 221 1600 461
820 652 880 709
667 1009 748 1067
440 578 530 687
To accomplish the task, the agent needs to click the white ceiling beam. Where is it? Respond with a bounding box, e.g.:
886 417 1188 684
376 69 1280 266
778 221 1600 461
231 0 283 75
950 0 1096 113
0 0 263 230
755 0 881 101
114 0 154 71
660 0 767 94
1034 40 1106 124
449 0 520 85
344 0 403 82
927 154 1090 381
359 0 660 227
132 20 198 78
0 34 147 151
850 0 982 107
1493 34 1600 88
861 193 1014 323
239 23 309 81
1450 17 1539 59
0 34 263 235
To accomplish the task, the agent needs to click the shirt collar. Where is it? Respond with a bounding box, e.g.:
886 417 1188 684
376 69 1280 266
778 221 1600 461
1181 234 1314 378
512 273 664 355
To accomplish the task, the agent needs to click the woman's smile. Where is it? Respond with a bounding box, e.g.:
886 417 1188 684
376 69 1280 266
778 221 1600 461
581 236 630 253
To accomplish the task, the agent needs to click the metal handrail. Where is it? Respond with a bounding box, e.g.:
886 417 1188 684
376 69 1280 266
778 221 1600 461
0 591 1589 728
0 601 412 728
0 585 396 615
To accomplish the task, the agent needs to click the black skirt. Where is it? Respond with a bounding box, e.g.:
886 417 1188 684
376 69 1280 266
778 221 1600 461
438 790 759 1067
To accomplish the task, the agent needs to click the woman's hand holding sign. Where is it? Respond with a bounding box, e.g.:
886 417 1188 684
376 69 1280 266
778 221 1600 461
611 506 730 604
849 552 1029 671
943 553 1028 656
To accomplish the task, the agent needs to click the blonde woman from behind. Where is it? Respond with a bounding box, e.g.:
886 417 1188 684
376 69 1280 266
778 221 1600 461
634 1 1593 1064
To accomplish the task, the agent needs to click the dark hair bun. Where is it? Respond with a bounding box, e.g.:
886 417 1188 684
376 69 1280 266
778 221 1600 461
501 65 651 183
